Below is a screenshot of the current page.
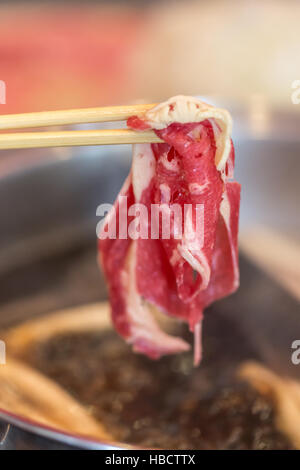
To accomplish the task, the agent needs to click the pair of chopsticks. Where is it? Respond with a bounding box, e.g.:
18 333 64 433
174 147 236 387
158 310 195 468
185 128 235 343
0 103 163 150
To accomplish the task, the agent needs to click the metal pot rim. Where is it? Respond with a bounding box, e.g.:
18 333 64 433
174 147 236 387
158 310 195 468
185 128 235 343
0 407 133 450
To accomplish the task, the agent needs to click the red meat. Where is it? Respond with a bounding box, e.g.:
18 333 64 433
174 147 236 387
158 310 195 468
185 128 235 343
99 98 240 365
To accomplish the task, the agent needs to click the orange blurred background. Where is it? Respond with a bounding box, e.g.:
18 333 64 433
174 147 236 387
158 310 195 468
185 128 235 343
0 3 144 113
1 0 300 114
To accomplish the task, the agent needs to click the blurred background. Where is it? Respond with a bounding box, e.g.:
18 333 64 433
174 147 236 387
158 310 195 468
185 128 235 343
1 0 300 112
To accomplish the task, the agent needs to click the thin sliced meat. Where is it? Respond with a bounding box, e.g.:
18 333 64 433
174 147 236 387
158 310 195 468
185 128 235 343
99 96 241 365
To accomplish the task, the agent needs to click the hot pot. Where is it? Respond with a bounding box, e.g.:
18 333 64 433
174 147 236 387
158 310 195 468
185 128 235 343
0 107 299 449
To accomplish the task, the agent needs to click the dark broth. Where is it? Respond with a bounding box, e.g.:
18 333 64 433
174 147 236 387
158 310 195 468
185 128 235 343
23 327 292 450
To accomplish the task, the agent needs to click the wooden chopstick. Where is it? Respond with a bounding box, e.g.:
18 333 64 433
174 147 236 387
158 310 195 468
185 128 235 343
0 103 162 149
0 129 163 149
0 103 157 130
